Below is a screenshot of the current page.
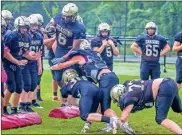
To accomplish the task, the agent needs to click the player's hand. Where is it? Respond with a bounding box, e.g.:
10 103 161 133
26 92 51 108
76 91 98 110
120 122 136 135
107 39 114 46
102 39 108 47
17 60 28 66
51 64 61 70
51 57 65 65
38 66 42 75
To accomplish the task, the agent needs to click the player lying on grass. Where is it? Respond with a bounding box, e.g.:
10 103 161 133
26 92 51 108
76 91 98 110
110 78 182 134
61 68 118 134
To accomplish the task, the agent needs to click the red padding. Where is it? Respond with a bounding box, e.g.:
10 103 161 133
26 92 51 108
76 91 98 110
49 105 80 119
2 112 42 130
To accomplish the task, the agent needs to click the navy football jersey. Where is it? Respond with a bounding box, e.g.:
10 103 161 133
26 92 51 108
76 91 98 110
53 14 86 58
3 31 31 65
120 79 154 113
136 34 167 63
69 49 108 81
174 32 182 57
91 36 117 65
36 29 45 57
28 31 43 63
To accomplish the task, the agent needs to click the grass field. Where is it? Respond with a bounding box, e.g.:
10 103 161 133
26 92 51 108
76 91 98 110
2 62 182 134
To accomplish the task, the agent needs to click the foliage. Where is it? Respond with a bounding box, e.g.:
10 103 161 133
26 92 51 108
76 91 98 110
2 1 182 40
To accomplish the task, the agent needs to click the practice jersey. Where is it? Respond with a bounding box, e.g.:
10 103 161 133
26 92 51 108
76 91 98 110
3 31 31 65
120 79 154 113
53 14 86 57
91 36 117 65
136 34 167 63
69 49 108 81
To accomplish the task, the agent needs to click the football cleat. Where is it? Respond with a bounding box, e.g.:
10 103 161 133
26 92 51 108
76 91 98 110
81 122 91 133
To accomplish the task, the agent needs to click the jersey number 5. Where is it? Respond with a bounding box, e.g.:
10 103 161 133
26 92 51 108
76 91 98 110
106 46 112 57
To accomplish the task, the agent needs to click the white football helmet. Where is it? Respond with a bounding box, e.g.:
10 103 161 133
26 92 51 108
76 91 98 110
62 3 78 22
33 14 44 26
2 10 13 19
145 22 156 29
1 17 7 34
14 16 30 31
28 15 39 25
110 84 126 104
80 39 91 50
98 22 111 31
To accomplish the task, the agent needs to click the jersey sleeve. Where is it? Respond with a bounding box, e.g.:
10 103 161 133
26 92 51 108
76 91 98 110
174 32 182 43
135 35 144 48
160 36 168 49
4 32 14 50
73 24 86 40
91 37 101 48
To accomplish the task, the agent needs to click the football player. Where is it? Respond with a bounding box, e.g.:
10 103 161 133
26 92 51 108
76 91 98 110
19 15 43 112
1 10 14 31
51 40 119 127
131 22 170 80
61 69 119 134
111 78 182 134
173 31 182 90
3 16 34 114
45 3 86 86
33 13 46 102
91 23 119 71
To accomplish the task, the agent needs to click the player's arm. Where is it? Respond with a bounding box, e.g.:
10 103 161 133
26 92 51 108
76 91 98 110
37 54 42 75
43 36 56 49
120 104 134 123
173 41 182 52
160 44 170 56
63 39 82 60
51 55 81 70
52 40 57 54
92 39 107 54
130 42 142 56
108 39 119 56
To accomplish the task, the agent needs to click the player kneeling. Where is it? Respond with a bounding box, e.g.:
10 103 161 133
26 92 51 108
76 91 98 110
111 78 182 134
61 69 118 134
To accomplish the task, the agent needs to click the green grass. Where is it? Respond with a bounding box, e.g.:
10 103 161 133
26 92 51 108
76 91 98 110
2 62 182 134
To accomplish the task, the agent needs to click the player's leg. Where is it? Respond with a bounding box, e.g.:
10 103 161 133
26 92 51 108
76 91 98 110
99 72 119 116
48 58 59 101
3 65 16 114
140 62 150 80
176 57 182 90
31 66 43 108
19 66 31 112
155 79 182 134
151 63 161 79
36 71 43 101
11 67 23 114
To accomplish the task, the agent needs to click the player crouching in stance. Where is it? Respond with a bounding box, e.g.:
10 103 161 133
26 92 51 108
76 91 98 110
110 78 182 134
61 69 118 134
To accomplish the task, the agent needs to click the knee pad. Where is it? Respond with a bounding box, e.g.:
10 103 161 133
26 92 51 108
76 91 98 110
6 82 16 93
155 115 166 125
80 113 89 121
16 86 22 94
30 82 37 92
